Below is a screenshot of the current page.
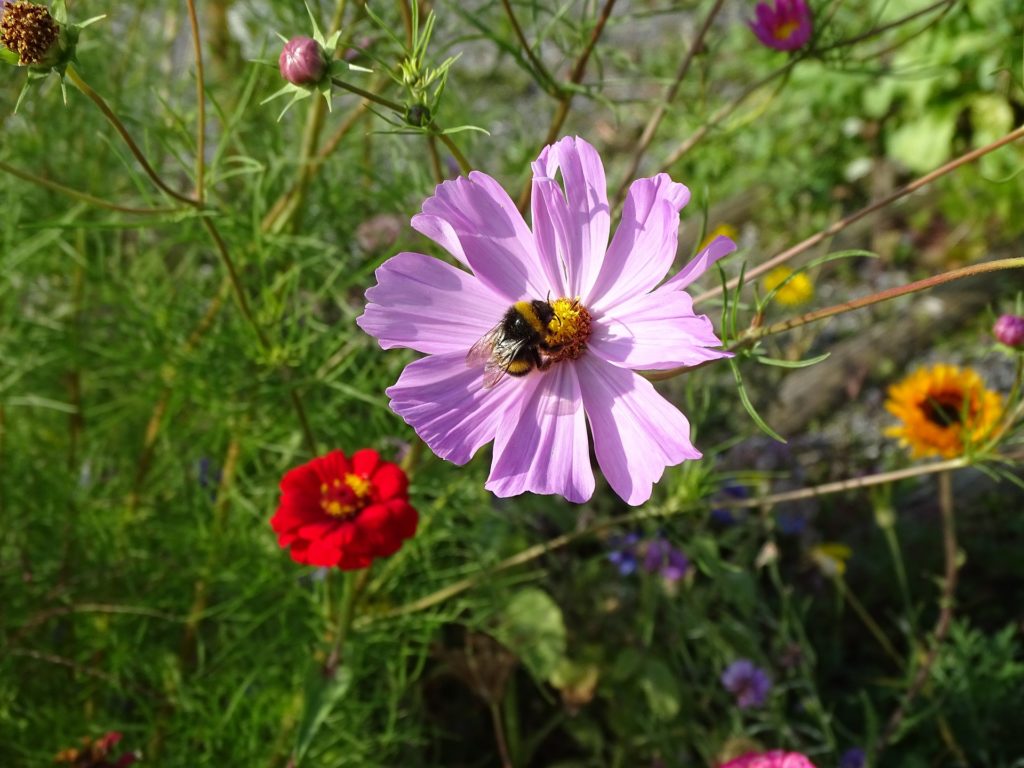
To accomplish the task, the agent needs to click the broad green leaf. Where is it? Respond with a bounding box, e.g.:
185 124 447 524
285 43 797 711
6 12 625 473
497 588 567 683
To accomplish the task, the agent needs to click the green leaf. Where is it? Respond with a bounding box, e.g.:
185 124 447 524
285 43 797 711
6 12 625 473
756 351 831 368
637 658 681 721
887 108 958 173
293 665 353 765
730 358 786 443
497 588 567 683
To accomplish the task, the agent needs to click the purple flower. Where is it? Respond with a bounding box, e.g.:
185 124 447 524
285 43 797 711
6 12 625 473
749 0 813 51
838 748 865 768
642 537 690 582
279 35 327 85
608 533 641 575
721 658 772 709
358 136 735 505
994 314 1024 348
711 481 749 525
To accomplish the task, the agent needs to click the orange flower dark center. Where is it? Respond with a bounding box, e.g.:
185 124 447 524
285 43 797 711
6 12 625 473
920 391 968 427
320 473 372 518
0 2 59 65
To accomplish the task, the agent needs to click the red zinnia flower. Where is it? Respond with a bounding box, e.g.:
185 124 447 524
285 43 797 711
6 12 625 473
271 449 418 570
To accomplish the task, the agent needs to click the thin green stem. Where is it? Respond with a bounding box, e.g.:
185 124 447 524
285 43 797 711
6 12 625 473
499 0 555 93
262 81 377 233
426 134 444 183
615 0 728 200
201 218 318 456
357 456 978 626
517 0 619 211
656 59 800 177
200 218 270 349
0 160 183 215
65 65 197 206
748 257 1024 341
330 76 405 113
876 470 959 753
880 520 918 640
647 257 1024 382
435 129 472 174
656 0 957 178
185 0 206 202
266 0 350 234
694 123 1024 305
834 576 905 668
326 569 369 673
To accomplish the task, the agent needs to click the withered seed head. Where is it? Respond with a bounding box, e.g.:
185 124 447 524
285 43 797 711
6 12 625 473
0 1 60 66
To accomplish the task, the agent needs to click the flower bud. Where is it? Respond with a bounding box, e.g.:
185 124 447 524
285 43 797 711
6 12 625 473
994 314 1024 348
0 1 61 67
279 35 327 86
405 103 431 127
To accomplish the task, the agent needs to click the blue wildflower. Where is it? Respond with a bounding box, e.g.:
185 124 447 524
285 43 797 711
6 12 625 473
608 533 640 575
721 659 772 709
839 748 865 768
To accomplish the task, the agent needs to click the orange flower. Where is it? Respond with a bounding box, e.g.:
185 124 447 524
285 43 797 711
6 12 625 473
884 364 1003 459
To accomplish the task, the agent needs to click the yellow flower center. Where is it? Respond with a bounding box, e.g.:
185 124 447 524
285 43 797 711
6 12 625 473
319 473 372 518
773 20 799 41
546 297 592 363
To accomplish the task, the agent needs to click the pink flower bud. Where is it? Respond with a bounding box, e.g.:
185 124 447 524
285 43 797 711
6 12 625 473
994 314 1024 348
279 35 327 86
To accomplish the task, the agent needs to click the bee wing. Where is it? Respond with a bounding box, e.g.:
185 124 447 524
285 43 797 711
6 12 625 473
466 325 528 389
466 324 503 368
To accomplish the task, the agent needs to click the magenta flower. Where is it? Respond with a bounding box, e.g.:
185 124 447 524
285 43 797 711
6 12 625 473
749 0 813 51
994 314 1024 348
358 136 735 505
719 751 817 768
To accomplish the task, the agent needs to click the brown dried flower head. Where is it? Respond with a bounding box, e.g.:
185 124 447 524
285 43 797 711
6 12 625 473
0 1 60 66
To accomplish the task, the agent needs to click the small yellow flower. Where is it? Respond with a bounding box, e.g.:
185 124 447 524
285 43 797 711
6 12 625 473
885 364 1003 459
763 266 813 307
811 542 852 577
698 223 739 252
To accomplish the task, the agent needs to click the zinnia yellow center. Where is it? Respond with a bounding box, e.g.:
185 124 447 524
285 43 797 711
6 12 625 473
546 297 592 362
320 473 372 518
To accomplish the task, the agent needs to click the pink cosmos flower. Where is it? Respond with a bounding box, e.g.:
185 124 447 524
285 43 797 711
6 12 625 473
357 136 735 505
749 0 813 51
719 751 818 768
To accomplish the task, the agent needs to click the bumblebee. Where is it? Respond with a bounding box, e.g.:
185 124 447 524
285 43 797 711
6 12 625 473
466 299 558 388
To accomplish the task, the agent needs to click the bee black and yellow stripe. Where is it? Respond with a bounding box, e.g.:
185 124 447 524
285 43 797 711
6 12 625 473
512 300 550 336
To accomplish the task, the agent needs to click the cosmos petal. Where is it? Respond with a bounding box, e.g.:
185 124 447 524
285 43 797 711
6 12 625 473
589 289 731 370
411 172 549 301
531 137 610 298
587 173 690 311
486 364 594 502
386 352 526 465
659 235 737 292
577 355 700 506
357 251 507 355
